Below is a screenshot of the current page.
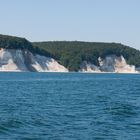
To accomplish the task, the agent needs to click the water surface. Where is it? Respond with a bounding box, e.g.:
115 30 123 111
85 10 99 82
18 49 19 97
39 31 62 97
0 73 140 139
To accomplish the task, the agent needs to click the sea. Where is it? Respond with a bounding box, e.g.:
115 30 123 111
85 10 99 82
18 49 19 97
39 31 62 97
0 72 140 140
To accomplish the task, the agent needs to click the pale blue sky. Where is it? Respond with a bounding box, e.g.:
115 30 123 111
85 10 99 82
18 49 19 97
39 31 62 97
0 0 140 49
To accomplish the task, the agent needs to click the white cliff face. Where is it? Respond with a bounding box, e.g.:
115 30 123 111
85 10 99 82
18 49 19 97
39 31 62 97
80 61 101 73
0 49 28 71
0 48 138 73
99 55 137 73
28 52 68 72
0 48 68 72
80 55 138 73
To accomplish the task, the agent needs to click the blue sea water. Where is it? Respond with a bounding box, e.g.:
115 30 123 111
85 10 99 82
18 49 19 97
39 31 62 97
0 73 140 140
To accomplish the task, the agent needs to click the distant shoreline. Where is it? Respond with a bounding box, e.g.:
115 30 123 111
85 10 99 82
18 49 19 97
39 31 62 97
0 71 139 74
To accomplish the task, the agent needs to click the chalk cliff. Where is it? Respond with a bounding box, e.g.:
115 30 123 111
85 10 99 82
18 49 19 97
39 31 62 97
80 61 101 73
0 48 139 73
1 34 140 73
0 49 68 72
80 55 138 73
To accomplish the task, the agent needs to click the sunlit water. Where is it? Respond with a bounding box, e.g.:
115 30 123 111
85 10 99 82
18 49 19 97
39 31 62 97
0 73 140 139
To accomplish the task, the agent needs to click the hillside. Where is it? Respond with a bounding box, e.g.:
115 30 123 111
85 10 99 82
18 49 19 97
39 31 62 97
0 34 140 72
33 41 140 71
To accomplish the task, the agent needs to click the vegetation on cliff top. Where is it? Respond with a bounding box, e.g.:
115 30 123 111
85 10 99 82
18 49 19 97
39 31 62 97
0 34 32 50
0 34 51 57
0 34 140 71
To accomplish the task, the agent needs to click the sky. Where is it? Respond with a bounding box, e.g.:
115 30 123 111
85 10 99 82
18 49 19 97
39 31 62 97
0 0 140 49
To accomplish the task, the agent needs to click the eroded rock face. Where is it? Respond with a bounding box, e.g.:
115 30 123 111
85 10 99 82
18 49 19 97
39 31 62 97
0 49 138 73
0 49 28 71
80 61 101 73
80 55 138 73
99 55 137 73
0 48 68 72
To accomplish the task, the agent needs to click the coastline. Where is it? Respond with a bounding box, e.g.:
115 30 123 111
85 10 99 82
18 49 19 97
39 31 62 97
0 71 139 74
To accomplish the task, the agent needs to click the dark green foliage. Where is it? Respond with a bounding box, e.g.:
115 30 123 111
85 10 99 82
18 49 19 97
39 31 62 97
0 34 52 57
0 34 32 50
33 41 140 71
